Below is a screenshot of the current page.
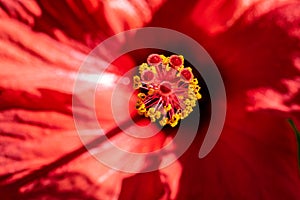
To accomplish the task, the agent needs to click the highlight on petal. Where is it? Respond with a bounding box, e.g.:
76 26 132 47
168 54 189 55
103 0 166 35
0 0 165 198
190 0 294 35
247 77 300 112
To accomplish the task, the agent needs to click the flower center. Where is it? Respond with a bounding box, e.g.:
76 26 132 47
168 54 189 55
133 54 202 127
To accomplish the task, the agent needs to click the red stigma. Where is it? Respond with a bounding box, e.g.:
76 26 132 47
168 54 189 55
181 69 193 81
147 54 162 65
170 55 183 66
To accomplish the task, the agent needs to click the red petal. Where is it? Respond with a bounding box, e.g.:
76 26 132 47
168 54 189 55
0 0 167 199
147 0 300 199
1 0 300 199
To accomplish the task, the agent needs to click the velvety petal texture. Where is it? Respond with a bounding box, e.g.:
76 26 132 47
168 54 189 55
150 0 300 199
0 0 169 199
0 0 300 200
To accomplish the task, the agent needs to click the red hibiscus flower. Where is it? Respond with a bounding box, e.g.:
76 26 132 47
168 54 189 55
0 0 300 200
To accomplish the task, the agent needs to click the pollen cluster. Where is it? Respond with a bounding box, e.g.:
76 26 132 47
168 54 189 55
133 54 201 127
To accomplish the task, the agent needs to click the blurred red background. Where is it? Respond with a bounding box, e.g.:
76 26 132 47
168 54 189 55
0 0 300 199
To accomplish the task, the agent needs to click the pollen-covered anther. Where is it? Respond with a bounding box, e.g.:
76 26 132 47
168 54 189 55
133 53 202 127
133 75 141 89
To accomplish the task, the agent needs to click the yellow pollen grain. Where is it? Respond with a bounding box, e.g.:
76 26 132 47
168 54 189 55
138 93 146 100
160 55 169 65
148 88 154 95
137 104 146 115
184 99 191 106
159 117 168 126
195 92 202 99
179 55 184 63
139 63 149 74
164 104 172 112
177 65 184 72
191 78 198 85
